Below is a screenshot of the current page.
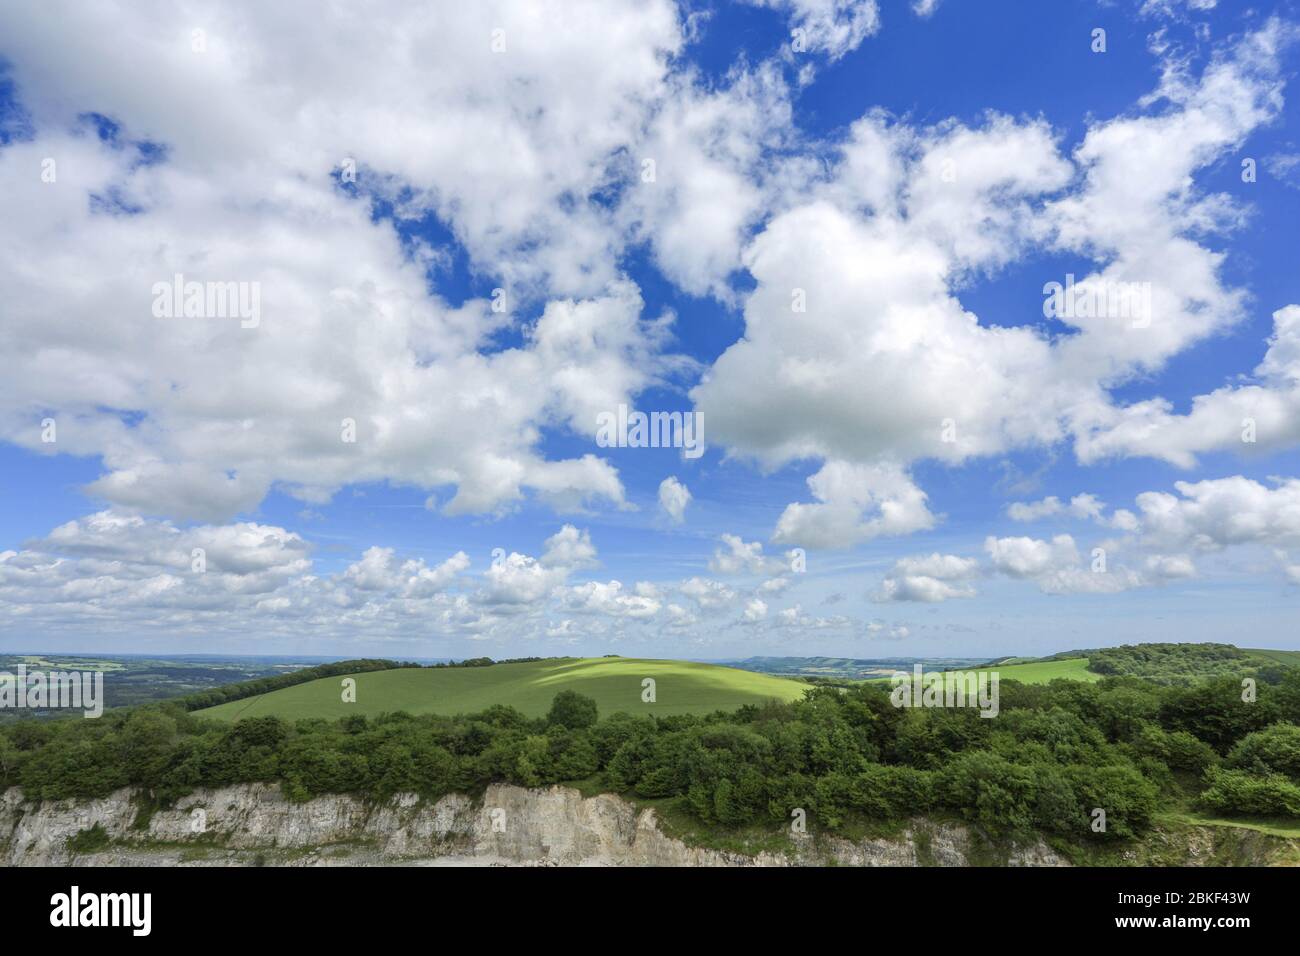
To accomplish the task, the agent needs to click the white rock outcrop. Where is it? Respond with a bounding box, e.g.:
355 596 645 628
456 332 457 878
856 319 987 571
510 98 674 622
0 783 1067 867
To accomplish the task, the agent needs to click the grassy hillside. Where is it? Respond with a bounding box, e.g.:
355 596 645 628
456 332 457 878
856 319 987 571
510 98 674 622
981 657 1099 683
1247 649 1300 667
195 657 808 722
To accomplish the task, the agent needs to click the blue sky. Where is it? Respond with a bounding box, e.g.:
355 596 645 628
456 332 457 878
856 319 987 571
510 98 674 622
2 0 1300 660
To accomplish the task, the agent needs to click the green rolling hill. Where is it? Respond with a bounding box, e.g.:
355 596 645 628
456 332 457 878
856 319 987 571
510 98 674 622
195 657 809 722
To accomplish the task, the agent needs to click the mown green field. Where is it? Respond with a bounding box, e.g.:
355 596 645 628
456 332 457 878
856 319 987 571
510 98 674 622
980 657 1099 683
1246 648 1300 667
195 657 809 722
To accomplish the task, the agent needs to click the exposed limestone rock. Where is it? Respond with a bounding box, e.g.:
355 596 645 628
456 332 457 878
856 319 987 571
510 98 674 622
0 783 1068 867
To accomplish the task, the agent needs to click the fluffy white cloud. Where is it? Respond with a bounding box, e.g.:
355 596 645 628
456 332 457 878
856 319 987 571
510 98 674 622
560 580 661 619
540 525 598 570
875 552 980 602
1007 493 1107 522
875 575 975 603
1144 554 1198 580
679 576 740 611
773 461 935 549
1048 24 1286 388
1131 476 1300 552
0 0 685 298
985 534 1081 578
709 534 788 575
1141 0 1218 17
1076 306 1300 466
657 476 692 524
976 476 1300 595
342 546 470 597
620 64 794 299
0 1 706 522
1007 497 1064 522
743 0 881 59
0 510 477 637
692 25 1293 548
478 554 568 607
984 533 1148 595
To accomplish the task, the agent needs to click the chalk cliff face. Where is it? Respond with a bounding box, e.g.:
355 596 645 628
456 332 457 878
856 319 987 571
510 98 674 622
0 784 1067 867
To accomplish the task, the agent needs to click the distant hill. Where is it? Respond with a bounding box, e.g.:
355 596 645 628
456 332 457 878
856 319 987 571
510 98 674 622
727 644 1300 687
722 655 988 681
1049 643 1298 686
194 657 807 722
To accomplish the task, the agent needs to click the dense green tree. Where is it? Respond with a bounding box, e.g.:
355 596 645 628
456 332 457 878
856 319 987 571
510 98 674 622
546 691 599 731
1225 723 1300 781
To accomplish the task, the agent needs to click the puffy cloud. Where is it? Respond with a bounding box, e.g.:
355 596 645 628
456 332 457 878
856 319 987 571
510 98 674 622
0 0 685 298
981 532 1149 595
1141 0 1218 17
709 534 788 575
1075 306 1300 467
982 477 1300 594
477 553 569 607
620 64 794 299
559 580 661 619
742 0 881 60
1048 23 1288 388
1144 554 1198 580
874 552 980 603
540 525 598 570
1007 497 1064 522
692 26 1293 548
679 576 740 611
657 476 692 524
875 575 976 603
664 603 699 629
985 534 1081 578
37 510 309 580
1069 494 1107 522
1007 493 1106 522
1131 476 1300 551
773 461 935 549
0 1 700 522
342 546 470 596
0 509 476 636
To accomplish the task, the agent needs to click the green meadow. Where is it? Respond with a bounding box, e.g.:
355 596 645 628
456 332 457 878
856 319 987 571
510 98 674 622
195 657 809 722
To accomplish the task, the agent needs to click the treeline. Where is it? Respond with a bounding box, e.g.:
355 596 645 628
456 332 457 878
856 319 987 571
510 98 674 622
174 660 418 712
1083 643 1287 686
4 670 1300 843
174 656 555 712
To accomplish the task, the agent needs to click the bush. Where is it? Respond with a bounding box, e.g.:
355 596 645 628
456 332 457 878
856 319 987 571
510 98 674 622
1064 763 1159 840
938 752 1038 836
1199 767 1300 817
1225 723 1300 781
546 691 598 731
67 823 111 854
